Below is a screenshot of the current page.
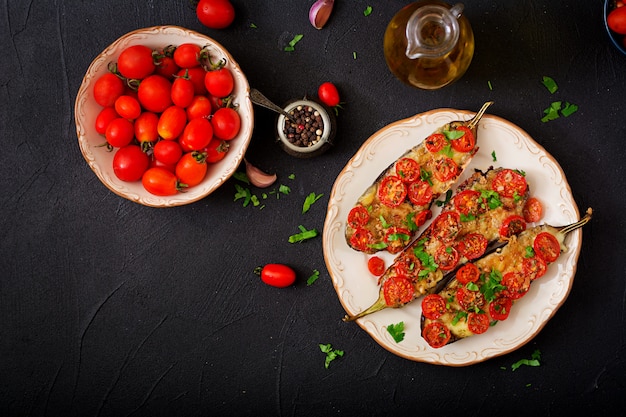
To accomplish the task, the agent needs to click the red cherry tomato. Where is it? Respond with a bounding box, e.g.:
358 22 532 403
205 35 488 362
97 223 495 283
142 167 185 196
204 138 229 163
395 158 420 182
422 321 451 348
157 106 187 140
171 73 195 108
154 48 180 79
179 67 208 95
431 211 461 242
454 189 485 217
204 67 234 98
456 286 485 312
349 227 374 252
258 264 296 288
95 107 119 135
181 118 213 150
523 197 543 223
431 156 458 182
608 6 626 35
383 276 414 307
175 151 208 187
196 0 236 29
105 118 134 148
134 111 160 144
421 294 447 320
117 45 155 79
456 263 480 285
173 43 202 68
413 209 432 227
499 215 527 238
489 296 512 321
434 245 459 271
93 73 125 107
113 145 149 181
383 226 412 254
467 312 490 334
211 107 240 140
450 126 475 153
347 205 370 228
501 271 530 300
408 180 433 206
523 256 547 281
367 256 385 276
455 232 488 260
318 82 340 107
533 232 561 263
153 140 183 166
425 133 446 153
377 175 407 207
186 95 213 120
491 168 527 198
114 95 141 120
138 75 172 113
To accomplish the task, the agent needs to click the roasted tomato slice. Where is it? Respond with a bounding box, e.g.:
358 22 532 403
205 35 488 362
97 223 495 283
456 263 480 285
431 156 459 182
367 256 385 276
393 254 421 279
501 271 530 300
533 232 561 263
395 157 420 183
467 312 490 334
434 245 459 271
425 133 446 153
422 321 451 348
422 294 447 320
413 209 432 227
349 227 374 252
491 169 528 198
383 275 414 307
450 126 476 153
384 227 412 254
347 205 369 228
378 175 408 207
523 256 547 280
499 215 527 238
408 180 433 206
523 197 543 223
489 296 512 321
454 189 485 217
456 286 486 312
456 233 488 260
431 211 461 242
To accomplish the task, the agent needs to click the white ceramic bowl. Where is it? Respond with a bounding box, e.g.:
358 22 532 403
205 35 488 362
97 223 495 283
74 26 253 207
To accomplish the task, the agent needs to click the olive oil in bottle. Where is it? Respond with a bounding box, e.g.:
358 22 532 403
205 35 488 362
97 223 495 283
384 1 474 90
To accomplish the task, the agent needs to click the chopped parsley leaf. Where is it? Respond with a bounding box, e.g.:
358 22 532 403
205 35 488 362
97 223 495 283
386 322 405 343
480 269 505 302
307 269 320 286
541 101 561 122
491 150 497 162
302 192 323 214
289 225 318 243
512 349 541 371
561 102 578 117
319 343 344 369
284 34 303 52
542 76 558 94
363 6 373 16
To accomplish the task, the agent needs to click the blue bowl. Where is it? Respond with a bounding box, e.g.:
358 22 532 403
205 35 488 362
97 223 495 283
605 0 626 55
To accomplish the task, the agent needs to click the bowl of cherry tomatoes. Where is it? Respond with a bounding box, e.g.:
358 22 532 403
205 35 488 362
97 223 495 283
605 0 626 55
74 26 254 207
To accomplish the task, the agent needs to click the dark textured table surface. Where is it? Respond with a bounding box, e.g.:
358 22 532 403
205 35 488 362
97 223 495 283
2 1 625 416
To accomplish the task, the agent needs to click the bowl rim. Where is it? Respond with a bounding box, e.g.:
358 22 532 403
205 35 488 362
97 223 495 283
604 0 626 55
74 25 254 207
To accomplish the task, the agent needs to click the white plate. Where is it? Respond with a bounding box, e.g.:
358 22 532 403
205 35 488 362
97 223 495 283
323 109 582 366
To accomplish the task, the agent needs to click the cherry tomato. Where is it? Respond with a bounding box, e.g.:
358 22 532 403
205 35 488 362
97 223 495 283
408 180 433 206
186 95 213 120
384 227 411 254
204 138 229 163
95 107 119 135
467 312 490 334
456 286 485 312
431 156 458 182
367 256 385 276
204 67 234 98
154 47 180 79
347 205 370 228
454 189 485 217
138 75 172 113
489 296 512 321
533 232 561 263
377 175 407 207
499 215 527 238
114 95 141 120
117 45 155 79
317 82 340 107
134 112 160 144
425 133 446 153
179 67 208 95
93 73 125 107
383 276 413 307
142 167 185 195
171 73 195 108
413 209 432 227
434 245 459 271
181 118 213 150
501 271 530 300
394 256 421 278
456 233 488 260
491 169 527 198
113 145 149 182
105 118 134 148
608 5 626 35
523 197 543 223
422 321 451 348
523 256 547 281
175 151 208 187
149 157 176 173
431 211 461 242
157 106 187 140
153 140 183 166
456 263 480 285
211 107 240 140
421 294 447 320
173 43 202 69
196 0 236 30
349 227 374 252
394 157 420 183
258 263 296 288
450 126 475 152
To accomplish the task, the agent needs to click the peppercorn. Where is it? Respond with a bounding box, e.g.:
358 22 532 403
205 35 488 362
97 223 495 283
283 105 324 147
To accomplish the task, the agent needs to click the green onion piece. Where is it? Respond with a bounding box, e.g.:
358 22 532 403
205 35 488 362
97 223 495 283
289 225 318 243
542 76 558 93
284 34 304 52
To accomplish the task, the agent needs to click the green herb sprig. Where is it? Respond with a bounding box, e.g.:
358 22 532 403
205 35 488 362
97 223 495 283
289 225 318 243
319 343 344 369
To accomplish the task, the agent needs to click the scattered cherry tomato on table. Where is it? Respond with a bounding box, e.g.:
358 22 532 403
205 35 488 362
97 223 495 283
317 82 340 107
255 264 297 288
196 0 236 29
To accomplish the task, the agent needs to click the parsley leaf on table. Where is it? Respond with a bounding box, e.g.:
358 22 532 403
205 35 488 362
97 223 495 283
319 343 344 369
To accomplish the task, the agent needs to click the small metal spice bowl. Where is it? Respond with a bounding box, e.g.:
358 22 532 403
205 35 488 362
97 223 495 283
276 98 336 158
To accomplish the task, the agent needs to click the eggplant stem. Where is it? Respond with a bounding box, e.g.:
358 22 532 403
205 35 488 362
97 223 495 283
466 101 494 130
342 294 387 322
558 207 593 236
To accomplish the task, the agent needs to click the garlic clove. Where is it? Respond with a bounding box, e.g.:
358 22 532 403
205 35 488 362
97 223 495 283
244 159 277 188
309 0 335 30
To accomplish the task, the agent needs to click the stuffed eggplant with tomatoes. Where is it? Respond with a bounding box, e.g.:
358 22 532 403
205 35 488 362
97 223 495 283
343 167 531 322
420 208 593 349
345 102 494 255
